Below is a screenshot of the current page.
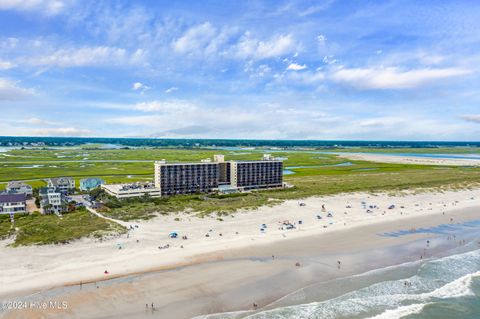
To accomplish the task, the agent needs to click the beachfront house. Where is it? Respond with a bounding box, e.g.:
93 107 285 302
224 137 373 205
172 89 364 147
46 177 75 194
0 193 26 214
80 178 105 191
6 181 33 198
39 187 65 214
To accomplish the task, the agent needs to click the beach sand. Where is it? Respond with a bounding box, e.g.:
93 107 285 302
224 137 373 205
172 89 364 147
0 188 479 318
340 152 480 166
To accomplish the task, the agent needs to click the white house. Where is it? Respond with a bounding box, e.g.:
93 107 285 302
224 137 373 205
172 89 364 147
39 187 64 214
46 177 75 194
0 193 26 214
6 181 33 198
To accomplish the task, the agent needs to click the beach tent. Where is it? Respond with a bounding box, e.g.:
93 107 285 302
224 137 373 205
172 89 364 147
169 232 178 238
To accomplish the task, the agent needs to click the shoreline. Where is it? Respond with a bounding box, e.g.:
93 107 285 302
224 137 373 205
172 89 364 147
1 188 480 318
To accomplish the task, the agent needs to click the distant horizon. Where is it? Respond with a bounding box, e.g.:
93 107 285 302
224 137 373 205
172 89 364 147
1 136 480 146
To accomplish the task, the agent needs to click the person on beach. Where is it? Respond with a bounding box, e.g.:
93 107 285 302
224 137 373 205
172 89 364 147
337 260 341 269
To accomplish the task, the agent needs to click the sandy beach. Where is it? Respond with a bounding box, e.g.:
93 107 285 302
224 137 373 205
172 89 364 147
1 188 480 318
340 152 480 166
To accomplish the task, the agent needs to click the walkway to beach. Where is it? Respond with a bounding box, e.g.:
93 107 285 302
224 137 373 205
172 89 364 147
86 206 130 227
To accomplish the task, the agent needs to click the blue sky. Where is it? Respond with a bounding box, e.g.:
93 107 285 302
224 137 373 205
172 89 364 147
1 0 480 140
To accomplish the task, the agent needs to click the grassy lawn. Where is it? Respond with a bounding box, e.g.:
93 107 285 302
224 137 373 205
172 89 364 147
0 209 126 246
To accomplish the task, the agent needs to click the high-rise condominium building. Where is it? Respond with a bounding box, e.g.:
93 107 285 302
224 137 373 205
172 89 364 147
230 160 283 190
154 154 283 196
154 160 220 196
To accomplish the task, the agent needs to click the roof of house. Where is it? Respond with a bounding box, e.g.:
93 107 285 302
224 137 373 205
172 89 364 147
7 181 31 188
39 187 60 195
47 177 74 185
0 193 26 203
80 177 104 183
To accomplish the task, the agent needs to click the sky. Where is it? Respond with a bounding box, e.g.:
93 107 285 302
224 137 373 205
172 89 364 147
1 0 480 141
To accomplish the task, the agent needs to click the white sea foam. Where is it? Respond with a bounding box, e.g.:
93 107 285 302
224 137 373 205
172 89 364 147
421 271 480 299
366 303 428 319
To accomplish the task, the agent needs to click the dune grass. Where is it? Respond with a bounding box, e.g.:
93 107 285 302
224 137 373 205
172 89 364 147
0 209 126 246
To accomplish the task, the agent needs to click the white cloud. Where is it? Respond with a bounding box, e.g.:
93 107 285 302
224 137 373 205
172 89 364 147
105 100 336 139
0 0 66 16
20 117 58 125
331 67 472 89
172 22 218 54
316 34 327 46
275 70 325 85
132 82 143 90
0 37 19 49
0 78 33 100
0 59 15 69
235 33 298 60
323 55 337 65
133 100 196 113
287 63 307 71
460 115 480 123
26 46 133 68
29 127 92 136
165 87 178 93
132 82 150 93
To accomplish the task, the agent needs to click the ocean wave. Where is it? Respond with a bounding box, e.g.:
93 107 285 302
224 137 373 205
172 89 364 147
421 271 479 299
366 303 429 319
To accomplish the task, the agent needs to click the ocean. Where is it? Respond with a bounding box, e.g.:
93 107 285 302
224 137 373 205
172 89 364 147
201 247 480 319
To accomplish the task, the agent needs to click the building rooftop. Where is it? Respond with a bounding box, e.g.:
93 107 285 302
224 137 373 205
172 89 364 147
155 160 218 166
102 183 159 192
7 181 31 188
0 193 26 203
47 177 74 185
